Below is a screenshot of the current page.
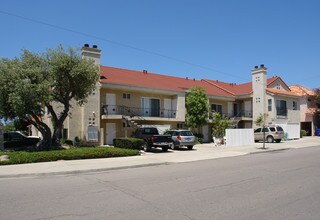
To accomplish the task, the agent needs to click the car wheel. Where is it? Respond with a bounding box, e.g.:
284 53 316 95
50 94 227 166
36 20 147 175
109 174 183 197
143 143 151 152
162 146 168 152
275 139 281 143
187 145 193 150
266 136 274 143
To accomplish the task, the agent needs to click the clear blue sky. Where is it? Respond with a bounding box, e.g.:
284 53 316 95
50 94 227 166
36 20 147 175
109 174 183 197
1 0 319 89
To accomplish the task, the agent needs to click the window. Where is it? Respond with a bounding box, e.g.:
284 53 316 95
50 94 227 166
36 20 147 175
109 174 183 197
276 84 281 90
87 126 98 142
269 127 276 132
180 131 193 136
211 104 222 115
142 128 159 135
268 99 272 111
177 123 184 129
256 76 260 82
293 101 298 110
254 128 261 133
123 93 131 99
276 100 287 116
255 98 261 103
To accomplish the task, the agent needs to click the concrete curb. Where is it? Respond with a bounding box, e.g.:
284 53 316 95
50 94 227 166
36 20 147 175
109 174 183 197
249 148 290 154
0 162 171 179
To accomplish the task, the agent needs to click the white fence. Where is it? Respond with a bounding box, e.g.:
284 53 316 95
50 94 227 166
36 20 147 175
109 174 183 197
225 128 254 147
276 123 300 139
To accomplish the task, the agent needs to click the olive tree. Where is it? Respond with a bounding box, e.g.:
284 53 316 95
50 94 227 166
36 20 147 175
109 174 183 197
0 45 99 149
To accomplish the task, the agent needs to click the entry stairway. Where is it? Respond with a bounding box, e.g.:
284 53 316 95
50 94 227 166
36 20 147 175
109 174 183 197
120 106 146 129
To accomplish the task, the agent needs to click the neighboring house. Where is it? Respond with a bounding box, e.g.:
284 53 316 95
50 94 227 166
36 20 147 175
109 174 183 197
203 65 301 139
37 45 301 144
290 85 318 136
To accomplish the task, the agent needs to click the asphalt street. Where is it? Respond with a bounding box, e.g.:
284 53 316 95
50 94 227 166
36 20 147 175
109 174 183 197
1 146 320 220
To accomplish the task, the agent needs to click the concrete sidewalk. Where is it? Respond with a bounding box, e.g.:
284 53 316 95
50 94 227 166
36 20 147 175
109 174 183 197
0 136 319 178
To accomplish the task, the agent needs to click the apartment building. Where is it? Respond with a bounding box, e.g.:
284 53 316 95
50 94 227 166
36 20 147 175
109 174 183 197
43 45 300 144
290 85 318 136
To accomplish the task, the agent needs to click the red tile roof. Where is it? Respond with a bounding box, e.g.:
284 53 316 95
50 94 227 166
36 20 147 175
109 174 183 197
100 66 299 98
289 85 315 96
202 76 287 96
202 79 252 95
266 88 301 97
100 66 234 97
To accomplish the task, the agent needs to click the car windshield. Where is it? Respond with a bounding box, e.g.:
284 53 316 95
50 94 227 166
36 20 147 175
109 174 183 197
180 131 193 136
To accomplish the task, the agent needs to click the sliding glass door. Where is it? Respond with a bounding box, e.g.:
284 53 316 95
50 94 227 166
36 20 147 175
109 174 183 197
141 97 160 117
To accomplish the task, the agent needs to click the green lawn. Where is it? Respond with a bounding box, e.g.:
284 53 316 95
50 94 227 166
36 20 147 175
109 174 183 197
0 147 140 165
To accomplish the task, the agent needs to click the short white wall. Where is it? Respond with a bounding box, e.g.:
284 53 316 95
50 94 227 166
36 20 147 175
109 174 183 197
276 123 300 139
226 128 254 147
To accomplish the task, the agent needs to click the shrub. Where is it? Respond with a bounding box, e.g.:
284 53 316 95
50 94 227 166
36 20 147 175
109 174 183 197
64 139 73 146
113 138 145 150
211 111 231 139
300 129 307 138
0 147 140 165
193 133 204 144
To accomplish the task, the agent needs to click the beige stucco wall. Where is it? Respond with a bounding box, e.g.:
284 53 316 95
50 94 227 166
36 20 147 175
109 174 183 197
208 99 229 114
265 94 300 125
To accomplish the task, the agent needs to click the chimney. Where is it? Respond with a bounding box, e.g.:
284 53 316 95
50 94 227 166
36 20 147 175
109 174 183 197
251 64 268 128
81 44 101 66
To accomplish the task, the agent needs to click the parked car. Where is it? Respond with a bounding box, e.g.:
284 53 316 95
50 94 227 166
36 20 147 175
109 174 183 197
164 130 196 150
254 126 284 143
3 131 40 149
132 127 173 152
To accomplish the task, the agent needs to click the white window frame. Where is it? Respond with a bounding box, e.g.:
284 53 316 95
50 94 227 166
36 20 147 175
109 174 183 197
123 93 131 99
211 103 223 115
268 99 272 111
293 101 298 110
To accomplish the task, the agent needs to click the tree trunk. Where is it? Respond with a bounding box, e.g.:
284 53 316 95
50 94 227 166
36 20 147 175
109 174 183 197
47 103 70 148
24 115 53 150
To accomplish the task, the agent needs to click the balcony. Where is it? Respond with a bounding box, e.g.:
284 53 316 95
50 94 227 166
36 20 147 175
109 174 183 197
211 111 253 119
276 108 288 118
102 105 177 119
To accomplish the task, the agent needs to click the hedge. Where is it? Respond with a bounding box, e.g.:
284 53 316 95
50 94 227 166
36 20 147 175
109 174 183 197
113 138 145 150
0 147 140 165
